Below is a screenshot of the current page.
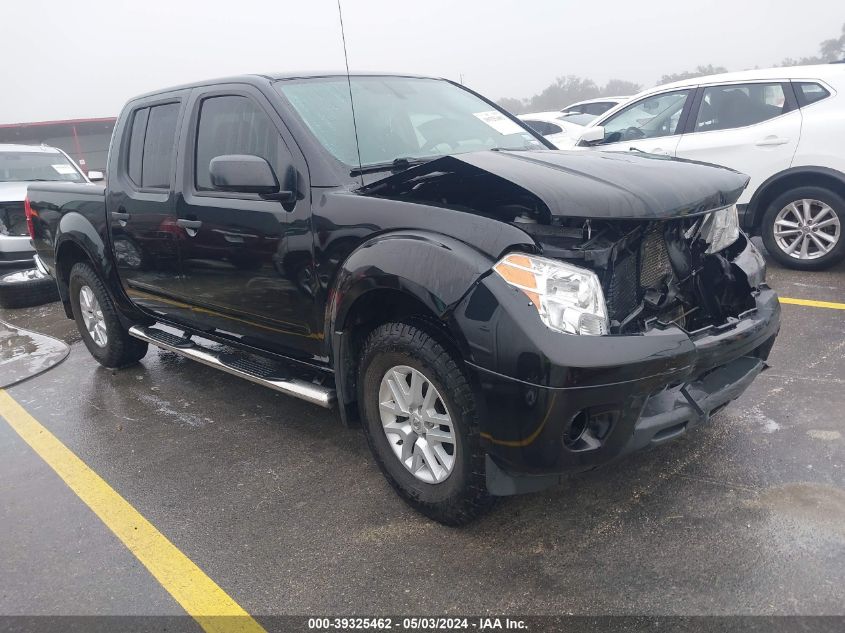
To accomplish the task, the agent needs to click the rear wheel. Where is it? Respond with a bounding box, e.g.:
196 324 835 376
358 321 493 525
761 186 845 270
69 262 147 368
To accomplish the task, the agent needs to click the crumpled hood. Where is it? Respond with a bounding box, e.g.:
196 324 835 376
372 149 750 220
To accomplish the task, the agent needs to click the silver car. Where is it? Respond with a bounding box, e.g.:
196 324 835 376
0 143 100 270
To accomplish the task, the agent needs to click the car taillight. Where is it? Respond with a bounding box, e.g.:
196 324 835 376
24 196 36 239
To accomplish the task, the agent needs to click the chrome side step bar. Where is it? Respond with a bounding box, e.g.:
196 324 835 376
128 325 336 409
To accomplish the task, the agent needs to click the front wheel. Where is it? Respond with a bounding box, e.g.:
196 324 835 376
358 321 493 525
69 262 148 368
761 186 845 270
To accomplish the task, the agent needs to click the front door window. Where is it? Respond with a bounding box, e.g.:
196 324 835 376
600 90 691 144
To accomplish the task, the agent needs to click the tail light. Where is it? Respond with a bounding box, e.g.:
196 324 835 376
24 195 37 239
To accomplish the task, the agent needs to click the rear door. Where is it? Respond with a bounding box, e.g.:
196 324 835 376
675 81 801 204
170 85 319 359
107 92 187 318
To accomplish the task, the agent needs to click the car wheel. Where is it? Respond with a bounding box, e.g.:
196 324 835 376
68 262 148 368
358 321 494 525
0 268 59 309
761 186 845 270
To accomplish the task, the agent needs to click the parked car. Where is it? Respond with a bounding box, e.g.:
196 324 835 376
0 144 101 308
517 111 594 147
560 96 630 116
562 64 845 270
27 73 779 524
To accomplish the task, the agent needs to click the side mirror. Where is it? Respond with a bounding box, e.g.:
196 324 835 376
209 154 296 203
87 170 105 181
578 126 606 145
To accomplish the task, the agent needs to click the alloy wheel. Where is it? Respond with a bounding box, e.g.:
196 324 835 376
378 365 456 484
774 199 841 260
79 285 108 347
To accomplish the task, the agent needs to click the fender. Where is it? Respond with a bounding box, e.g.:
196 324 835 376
53 213 141 324
52 213 109 311
745 165 845 230
327 229 526 425
328 230 500 335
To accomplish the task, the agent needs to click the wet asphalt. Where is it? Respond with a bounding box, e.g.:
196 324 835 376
0 241 843 619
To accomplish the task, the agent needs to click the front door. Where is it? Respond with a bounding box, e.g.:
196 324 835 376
107 94 187 319
171 87 319 359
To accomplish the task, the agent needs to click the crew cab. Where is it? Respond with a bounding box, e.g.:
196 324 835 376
26 73 780 524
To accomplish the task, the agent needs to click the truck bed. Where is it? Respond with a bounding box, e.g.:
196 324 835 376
27 182 107 275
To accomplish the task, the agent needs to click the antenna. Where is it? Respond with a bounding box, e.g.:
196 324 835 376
337 0 364 186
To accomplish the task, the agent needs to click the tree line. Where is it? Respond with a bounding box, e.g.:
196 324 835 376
497 23 845 114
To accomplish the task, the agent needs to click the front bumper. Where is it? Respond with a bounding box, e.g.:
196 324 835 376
453 242 780 495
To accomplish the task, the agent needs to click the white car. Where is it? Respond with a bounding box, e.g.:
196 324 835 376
517 111 595 148
562 64 845 270
0 144 100 270
560 96 630 116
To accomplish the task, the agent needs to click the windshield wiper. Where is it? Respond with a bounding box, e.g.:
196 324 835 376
350 157 431 177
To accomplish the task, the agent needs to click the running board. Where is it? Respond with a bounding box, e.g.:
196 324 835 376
128 325 336 409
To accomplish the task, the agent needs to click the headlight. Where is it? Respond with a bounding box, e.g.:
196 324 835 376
493 253 609 335
698 205 740 254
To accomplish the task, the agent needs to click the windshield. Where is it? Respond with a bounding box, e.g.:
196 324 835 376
0 151 85 183
275 76 544 168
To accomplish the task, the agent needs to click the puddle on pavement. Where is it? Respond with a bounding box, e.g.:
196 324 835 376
0 320 70 388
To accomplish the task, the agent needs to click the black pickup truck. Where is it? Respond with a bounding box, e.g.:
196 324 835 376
26 73 780 524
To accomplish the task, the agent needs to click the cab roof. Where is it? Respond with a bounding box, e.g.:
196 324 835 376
129 72 445 101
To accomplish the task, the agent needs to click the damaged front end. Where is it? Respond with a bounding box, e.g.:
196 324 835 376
358 150 780 488
359 150 763 337
520 209 763 336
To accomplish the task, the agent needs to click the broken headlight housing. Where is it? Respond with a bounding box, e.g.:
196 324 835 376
696 205 740 254
493 253 609 335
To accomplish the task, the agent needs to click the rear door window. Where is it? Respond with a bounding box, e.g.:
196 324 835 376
141 104 180 188
794 82 831 107
127 108 148 186
125 102 179 189
694 83 787 132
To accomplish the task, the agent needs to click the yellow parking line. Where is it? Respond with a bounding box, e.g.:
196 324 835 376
779 297 845 310
0 390 266 633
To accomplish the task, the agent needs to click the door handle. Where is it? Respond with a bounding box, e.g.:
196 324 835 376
755 136 789 147
111 211 130 221
176 219 202 230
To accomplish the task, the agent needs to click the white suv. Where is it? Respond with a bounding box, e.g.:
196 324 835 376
560 64 845 270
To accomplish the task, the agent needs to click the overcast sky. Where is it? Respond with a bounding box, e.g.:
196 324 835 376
3 0 842 123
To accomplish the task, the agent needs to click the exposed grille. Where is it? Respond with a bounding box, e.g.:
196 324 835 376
605 252 638 321
639 226 673 289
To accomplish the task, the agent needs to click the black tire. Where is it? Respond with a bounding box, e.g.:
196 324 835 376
761 186 845 270
68 262 148 368
358 321 493 525
0 268 60 309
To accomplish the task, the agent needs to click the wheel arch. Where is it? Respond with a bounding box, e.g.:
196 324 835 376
746 166 845 234
54 235 101 318
327 231 495 426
